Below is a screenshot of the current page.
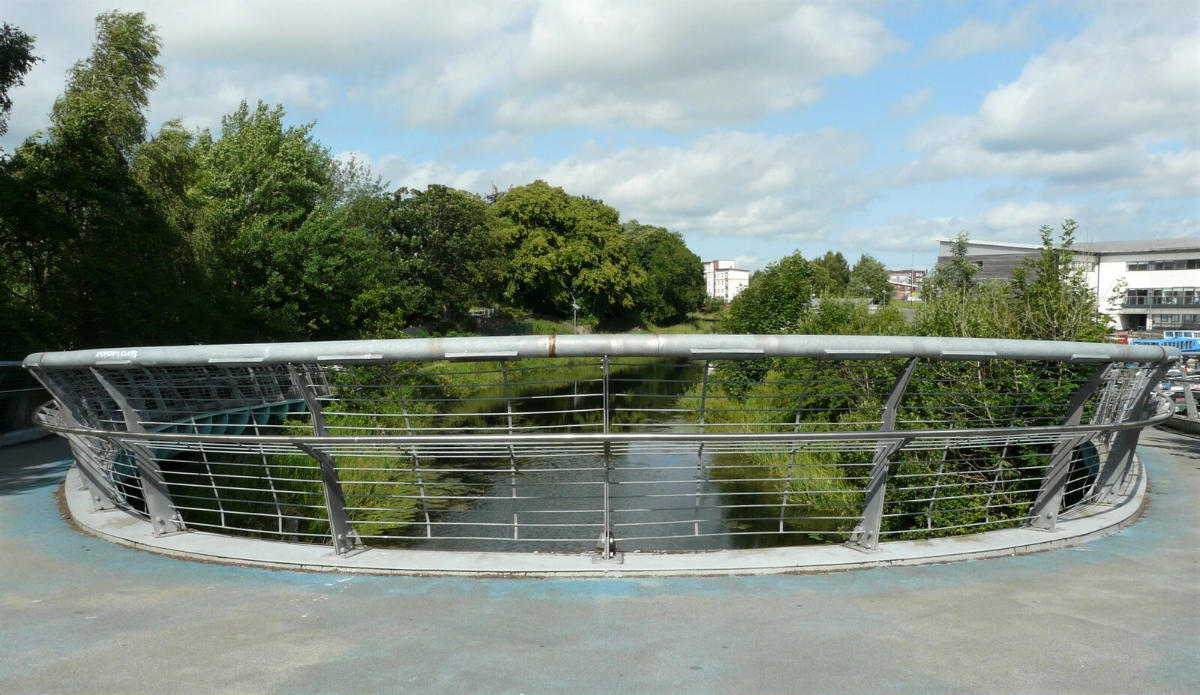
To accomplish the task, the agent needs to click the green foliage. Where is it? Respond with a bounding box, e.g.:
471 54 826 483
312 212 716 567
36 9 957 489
489 180 645 320
0 23 39 139
918 223 1109 341
188 100 376 339
1008 220 1109 341
622 220 706 324
798 298 908 336
724 251 813 333
810 250 850 297
0 13 209 354
50 11 162 158
371 185 499 332
849 253 892 305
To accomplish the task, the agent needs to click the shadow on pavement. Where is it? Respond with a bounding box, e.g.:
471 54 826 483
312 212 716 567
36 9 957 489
0 437 73 496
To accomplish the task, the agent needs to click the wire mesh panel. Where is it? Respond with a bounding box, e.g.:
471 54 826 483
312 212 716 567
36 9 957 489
24 335 1176 556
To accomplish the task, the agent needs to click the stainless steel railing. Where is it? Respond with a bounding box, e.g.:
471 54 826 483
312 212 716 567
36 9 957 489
25 335 1178 558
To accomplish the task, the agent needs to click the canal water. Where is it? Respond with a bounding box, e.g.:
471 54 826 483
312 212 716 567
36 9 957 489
392 360 813 553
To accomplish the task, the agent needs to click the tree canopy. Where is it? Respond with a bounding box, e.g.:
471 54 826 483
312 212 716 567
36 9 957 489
622 220 706 324
490 180 645 320
0 23 39 139
725 251 814 334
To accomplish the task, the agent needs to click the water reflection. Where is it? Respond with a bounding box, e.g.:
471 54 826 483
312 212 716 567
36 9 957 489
397 360 820 553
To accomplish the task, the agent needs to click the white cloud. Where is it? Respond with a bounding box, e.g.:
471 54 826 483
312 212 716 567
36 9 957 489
891 88 932 116
490 1 904 131
925 7 1034 61
903 4 1200 201
982 200 1077 234
2 0 904 146
345 128 873 239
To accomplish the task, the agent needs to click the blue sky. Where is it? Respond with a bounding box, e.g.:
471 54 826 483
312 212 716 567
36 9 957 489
3 0 1197 272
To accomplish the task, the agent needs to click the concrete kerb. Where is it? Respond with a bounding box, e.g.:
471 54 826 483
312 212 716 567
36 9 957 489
60 457 1149 578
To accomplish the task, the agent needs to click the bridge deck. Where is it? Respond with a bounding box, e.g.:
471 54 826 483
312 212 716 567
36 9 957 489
1 429 1197 693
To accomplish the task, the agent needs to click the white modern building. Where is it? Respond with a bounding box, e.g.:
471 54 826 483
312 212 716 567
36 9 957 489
935 238 1200 332
703 260 751 303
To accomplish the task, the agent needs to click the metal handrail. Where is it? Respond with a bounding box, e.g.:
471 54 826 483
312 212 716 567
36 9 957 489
25 334 1179 559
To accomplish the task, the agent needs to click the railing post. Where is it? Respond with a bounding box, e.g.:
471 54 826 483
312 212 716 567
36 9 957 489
501 361 521 541
692 360 711 537
1030 363 1110 530
599 355 615 559
27 370 120 512
89 368 185 535
1093 363 1168 504
848 357 918 551
288 365 363 555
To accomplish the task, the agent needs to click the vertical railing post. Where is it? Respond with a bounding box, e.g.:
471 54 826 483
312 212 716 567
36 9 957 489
691 360 711 537
848 357 918 551
28 370 120 512
391 371 433 539
1093 363 1168 504
599 355 615 558
1184 376 1198 419
288 365 363 555
501 361 520 540
89 368 185 535
1030 363 1110 530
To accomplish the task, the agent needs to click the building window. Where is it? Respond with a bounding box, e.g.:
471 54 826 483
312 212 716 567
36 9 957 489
1155 313 1200 330
1127 259 1200 271
1125 288 1200 308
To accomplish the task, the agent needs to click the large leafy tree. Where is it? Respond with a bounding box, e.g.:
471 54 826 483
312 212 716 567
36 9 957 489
0 12 206 354
489 180 644 319
622 220 705 324
190 100 377 339
810 250 851 297
0 23 39 139
363 184 498 332
50 11 161 158
725 251 814 334
849 253 892 305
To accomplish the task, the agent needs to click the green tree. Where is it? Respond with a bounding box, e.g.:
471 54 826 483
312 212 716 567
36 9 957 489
489 180 644 320
50 11 162 158
1008 219 1109 342
369 184 499 331
622 220 705 325
0 12 206 353
0 23 39 139
849 253 892 305
725 251 814 334
190 100 374 339
917 224 1108 341
810 250 851 297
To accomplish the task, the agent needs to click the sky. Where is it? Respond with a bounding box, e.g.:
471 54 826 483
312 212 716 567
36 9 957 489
2 0 1198 272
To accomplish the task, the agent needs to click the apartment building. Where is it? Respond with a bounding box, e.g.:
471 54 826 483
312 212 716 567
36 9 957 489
702 260 751 303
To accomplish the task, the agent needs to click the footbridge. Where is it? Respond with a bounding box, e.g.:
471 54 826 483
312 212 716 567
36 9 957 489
19 334 1180 574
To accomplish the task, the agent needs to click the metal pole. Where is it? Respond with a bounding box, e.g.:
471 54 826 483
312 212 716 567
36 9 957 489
1094 363 1168 503
848 357 918 551
1030 363 1110 530
502 361 520 540
288 365 362 555
600 355 614 558
692 360 711 537
88 368 185 535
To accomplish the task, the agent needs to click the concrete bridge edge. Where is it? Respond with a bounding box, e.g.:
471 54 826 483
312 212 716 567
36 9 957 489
58 459 1147 578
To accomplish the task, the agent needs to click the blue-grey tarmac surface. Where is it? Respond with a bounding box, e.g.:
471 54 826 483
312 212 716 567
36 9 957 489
1 429 1197 694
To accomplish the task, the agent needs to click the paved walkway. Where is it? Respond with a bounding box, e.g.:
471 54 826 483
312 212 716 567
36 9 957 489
1 429 1197 693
